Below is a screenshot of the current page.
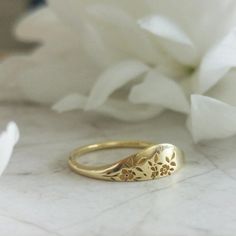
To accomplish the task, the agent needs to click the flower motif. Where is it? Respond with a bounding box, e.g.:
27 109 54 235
160 164 171 176
119 169 134 181
151 165 159 179
160 155 176 176
2 1 236 142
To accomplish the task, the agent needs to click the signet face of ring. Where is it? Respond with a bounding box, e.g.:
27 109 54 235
102 144 183 181
69 142 184 182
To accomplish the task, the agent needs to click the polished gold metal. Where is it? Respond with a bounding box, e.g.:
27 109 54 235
69 141 184 182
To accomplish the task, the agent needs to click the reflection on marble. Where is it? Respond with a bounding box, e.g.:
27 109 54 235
0 104 236 236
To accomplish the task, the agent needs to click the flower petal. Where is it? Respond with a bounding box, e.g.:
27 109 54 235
138 14 197 65
198 29 236 93
0 55 33 102
138 14 193 46
16 35 100 105
86 60 149 110
129 70 190 114
80 22 120 68
0 122 19 176
188 95 236 142
15 6 61 42
207 70 236 107
53 93 163 122
48 0 85 30
52 93 87 112
87 4 158 64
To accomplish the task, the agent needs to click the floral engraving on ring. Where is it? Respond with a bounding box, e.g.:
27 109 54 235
160 153 176 176
151 165 159 179
119 169 135 181
103 146 177 181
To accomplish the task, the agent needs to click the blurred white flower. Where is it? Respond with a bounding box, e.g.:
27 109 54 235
1 0 236 142
0 122 19 176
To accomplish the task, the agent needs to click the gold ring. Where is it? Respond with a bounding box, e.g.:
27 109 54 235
69 141 184 182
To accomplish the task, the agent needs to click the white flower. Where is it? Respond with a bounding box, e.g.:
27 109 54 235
1 0 236 142
0 122 19 176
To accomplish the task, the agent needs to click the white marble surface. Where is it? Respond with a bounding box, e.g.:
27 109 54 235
0 104 236 236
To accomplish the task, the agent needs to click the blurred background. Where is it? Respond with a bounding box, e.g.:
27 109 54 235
0 0 45 54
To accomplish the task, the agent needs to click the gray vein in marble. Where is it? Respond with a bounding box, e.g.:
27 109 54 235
0 212 63 236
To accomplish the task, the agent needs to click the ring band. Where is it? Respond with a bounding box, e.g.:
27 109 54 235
69 141 184 182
